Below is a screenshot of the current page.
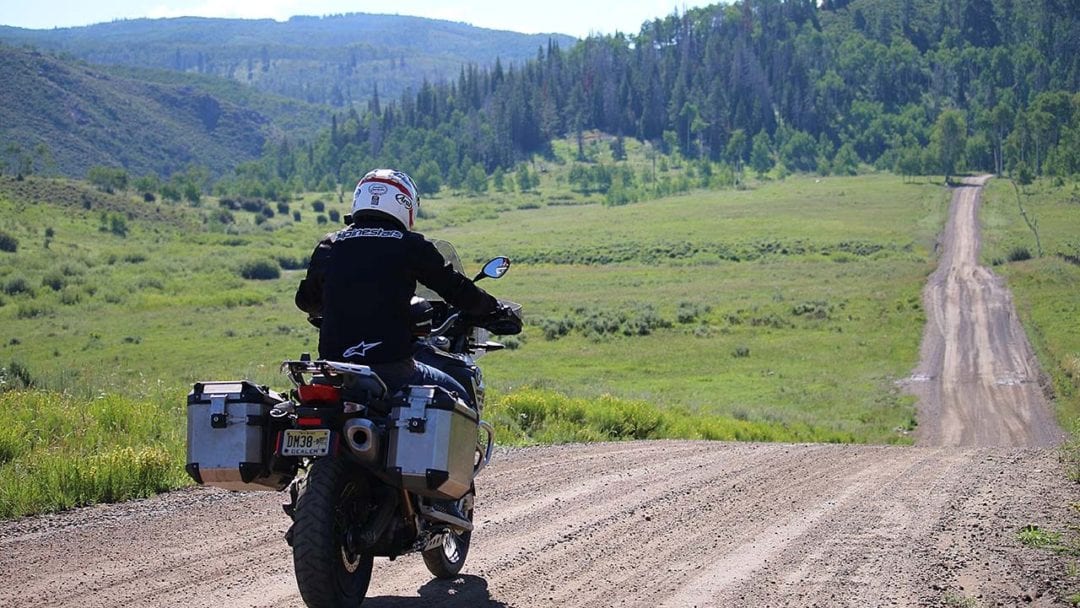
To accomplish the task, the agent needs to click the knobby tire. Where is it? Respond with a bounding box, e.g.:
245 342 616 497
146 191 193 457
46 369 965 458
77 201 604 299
292 457 374 608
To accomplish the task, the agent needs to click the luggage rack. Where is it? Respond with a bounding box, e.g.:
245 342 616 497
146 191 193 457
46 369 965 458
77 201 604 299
281 358 389 399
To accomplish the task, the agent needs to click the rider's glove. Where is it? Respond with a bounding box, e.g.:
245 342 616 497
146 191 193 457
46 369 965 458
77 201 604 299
481 303 522 335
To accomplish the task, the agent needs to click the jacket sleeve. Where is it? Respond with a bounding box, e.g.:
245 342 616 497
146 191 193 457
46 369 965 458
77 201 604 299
294 238 332 316
412 238 497 317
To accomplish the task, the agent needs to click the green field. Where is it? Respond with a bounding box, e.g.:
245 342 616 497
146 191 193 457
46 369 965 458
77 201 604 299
0 170 969 516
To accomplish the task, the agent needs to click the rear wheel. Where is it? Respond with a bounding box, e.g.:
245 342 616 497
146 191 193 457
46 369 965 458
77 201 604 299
292 457 374 608
421 493 473 579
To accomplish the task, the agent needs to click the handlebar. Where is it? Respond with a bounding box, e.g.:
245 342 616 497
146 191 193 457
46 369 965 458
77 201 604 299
430 311 462 337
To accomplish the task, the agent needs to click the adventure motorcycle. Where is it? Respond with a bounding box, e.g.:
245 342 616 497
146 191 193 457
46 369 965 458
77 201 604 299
185 244 521 607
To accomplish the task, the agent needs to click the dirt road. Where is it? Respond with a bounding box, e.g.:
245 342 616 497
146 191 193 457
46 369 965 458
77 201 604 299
906 176 1062 447
0 178 1071 607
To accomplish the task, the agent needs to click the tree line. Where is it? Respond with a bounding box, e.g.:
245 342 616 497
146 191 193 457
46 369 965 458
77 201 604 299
48 0 1080 200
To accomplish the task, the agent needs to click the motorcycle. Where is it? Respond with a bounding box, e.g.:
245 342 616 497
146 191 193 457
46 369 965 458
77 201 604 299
185 244 521 608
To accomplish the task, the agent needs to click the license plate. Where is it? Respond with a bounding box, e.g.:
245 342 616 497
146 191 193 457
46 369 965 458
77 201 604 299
281 429 331 457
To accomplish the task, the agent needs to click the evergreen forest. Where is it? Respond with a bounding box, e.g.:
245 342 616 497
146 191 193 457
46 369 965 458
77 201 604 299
221 0 1080 200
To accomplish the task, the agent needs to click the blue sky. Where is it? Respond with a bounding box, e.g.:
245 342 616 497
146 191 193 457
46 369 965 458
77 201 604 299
0 1 715 38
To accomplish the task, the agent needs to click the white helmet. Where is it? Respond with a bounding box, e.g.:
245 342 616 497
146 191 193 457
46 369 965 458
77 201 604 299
350 169 420 229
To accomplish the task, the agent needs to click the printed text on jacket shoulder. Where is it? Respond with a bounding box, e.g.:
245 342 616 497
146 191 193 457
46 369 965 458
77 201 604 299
335 227 405 241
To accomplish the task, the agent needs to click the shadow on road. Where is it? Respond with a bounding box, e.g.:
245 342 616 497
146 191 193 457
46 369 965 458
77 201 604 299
363 575 511 607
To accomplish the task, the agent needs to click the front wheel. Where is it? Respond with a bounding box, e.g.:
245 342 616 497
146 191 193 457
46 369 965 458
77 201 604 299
292 457 374 608
421 493 473 578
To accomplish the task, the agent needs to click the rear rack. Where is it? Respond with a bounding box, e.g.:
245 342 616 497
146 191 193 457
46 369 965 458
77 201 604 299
281 359 389 399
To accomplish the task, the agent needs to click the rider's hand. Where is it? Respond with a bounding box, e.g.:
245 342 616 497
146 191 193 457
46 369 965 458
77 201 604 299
481 303 522 335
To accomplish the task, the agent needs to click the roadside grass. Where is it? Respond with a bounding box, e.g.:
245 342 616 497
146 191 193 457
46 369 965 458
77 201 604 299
981 178 1080 423
982 177 1080 604
1016 524 1069 552
0 388 188 519
486 387 858 445
0 169 951 514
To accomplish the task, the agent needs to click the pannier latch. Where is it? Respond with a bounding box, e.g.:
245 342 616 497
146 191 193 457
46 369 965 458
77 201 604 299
407 417 426 433
210 395 228 429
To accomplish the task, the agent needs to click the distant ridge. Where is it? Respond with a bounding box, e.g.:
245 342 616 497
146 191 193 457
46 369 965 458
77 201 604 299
0 14 578 107
0 44 326 178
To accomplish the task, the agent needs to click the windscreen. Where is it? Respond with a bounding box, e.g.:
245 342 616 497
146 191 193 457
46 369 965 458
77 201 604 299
415 239 464 302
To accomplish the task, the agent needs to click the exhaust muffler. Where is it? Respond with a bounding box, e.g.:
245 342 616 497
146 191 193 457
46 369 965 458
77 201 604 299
342 418 381 464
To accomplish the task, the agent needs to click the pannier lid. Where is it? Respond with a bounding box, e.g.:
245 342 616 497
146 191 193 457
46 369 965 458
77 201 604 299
188 380 283 405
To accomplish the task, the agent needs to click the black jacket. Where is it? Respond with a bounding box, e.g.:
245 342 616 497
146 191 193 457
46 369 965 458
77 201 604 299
294 217 497 364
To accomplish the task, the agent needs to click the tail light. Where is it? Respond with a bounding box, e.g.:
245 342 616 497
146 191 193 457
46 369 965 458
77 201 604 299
297 384 341 404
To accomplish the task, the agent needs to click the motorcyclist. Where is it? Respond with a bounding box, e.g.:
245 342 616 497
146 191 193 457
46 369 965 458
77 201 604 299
294 168 498 404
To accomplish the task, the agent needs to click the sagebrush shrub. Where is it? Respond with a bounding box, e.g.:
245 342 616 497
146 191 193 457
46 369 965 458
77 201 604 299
1007 246 1032 262
41 274 65 292
3 278 32 297
0 231 17 253
239 259 281 280
277 255 309 270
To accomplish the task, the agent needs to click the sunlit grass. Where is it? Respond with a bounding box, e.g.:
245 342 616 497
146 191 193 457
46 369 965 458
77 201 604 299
0 168 963 515
0 389 187 518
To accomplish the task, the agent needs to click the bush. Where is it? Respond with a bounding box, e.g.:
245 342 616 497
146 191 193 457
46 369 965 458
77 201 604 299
0 231 17 253
98 213 128 237
1007 246 1032 262
292 211 302 222
0 361 34 390
238 259 281 280
538 304 672 341
41 273 65 292
59 289 81 306
277 255 310 270
676 301 711 324
239 198 266 213
276 201 290 214
208 209 233 225
4 277 33 297
16 303 51 319
312 200 326 212
792 301 832 319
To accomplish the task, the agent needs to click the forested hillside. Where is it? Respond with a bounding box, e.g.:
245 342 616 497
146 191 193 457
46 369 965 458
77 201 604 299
226 0 1079 199
0 44 328 178
0 14 576 108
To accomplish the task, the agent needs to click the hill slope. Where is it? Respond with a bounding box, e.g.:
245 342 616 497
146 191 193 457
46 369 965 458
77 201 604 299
0 44 326 177
0 14 577 107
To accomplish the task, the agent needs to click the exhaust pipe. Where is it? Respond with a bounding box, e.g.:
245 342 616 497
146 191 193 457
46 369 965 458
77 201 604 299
342 418 381 464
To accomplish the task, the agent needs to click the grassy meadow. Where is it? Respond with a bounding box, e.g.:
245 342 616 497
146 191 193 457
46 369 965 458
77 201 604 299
0 162 958 516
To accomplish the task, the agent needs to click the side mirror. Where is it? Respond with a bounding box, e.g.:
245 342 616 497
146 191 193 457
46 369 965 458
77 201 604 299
475 257 511 282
